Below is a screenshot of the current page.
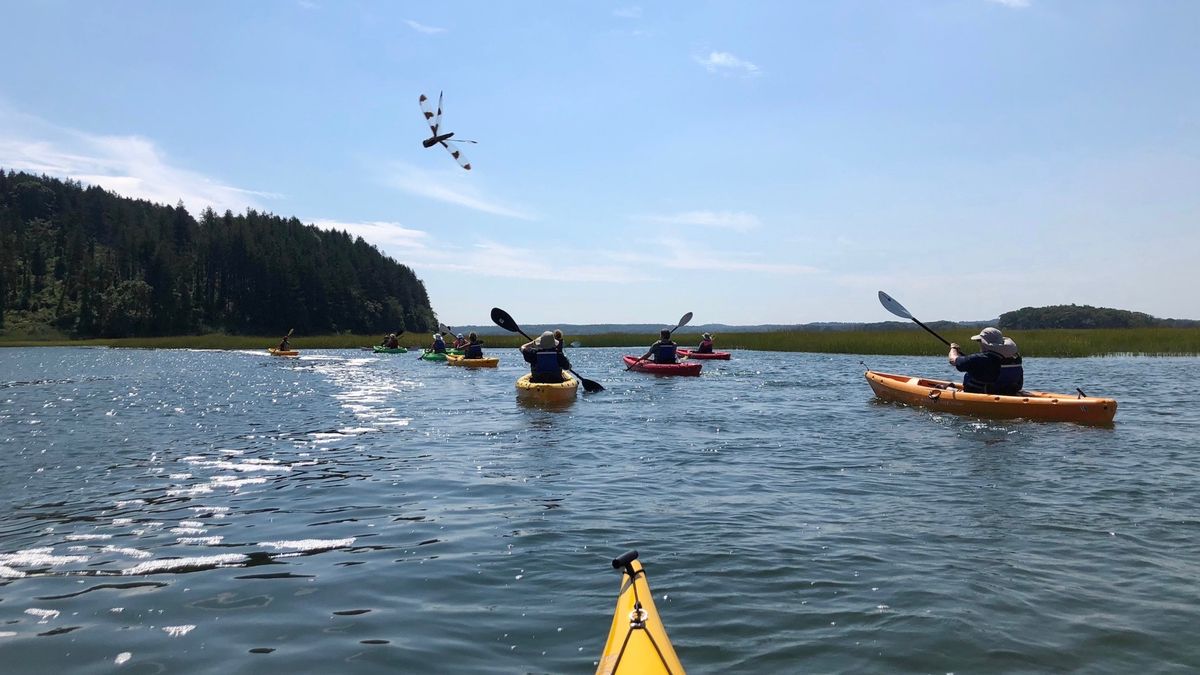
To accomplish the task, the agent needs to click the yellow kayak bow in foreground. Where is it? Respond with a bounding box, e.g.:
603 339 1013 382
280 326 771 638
596 551 685 675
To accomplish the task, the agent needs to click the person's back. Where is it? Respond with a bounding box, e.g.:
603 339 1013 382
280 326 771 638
463 332 484 359
949 327 1023 395
650 329 677 364
278 336 290 351
696 333 714 354
431 333 446 353
521 331 570 383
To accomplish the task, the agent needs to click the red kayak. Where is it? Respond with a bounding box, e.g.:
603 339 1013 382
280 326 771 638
678 348 731 360
623 355 703 376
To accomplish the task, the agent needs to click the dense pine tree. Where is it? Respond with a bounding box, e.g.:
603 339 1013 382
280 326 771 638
0 170 437 337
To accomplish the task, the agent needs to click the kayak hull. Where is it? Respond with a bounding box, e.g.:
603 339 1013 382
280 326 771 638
623 356 702 376
516 372 578 403
447 354 499 368
865 370 1117 425
677 348 731 360
420 351 448 362
373 346 408 354
268 348 299 357
596 557 684 675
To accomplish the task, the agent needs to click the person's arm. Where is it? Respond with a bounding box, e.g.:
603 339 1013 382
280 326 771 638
558 352 572 371
948 342 962 367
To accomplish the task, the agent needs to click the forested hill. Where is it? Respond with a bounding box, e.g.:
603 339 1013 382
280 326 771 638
999 305 1200 329
0 170 436 338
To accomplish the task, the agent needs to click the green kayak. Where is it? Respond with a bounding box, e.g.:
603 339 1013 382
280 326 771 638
420 350 449 361
373 346 408 354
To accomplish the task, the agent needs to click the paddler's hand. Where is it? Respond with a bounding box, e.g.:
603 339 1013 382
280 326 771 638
948 343 961 365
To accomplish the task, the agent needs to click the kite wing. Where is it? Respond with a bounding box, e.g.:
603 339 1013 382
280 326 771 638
440 141 471 171
418 91 442 134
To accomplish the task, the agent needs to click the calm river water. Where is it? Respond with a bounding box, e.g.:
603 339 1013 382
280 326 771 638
1 347 1197 673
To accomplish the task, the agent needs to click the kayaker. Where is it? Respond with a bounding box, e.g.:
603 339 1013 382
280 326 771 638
520 331 572 383
695 333 715 354
431 332 447 353
948 327 1024 395
454 333 468 349
636 329 678 364
382 333 400 349
553 329 565 352
462 332 485 359
278 334 291 351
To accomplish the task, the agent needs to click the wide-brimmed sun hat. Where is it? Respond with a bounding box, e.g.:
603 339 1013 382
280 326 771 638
971 326 1018 357
702 333 712 340
537 331 556 350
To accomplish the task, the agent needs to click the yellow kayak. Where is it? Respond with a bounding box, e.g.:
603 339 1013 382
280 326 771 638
515 372 578 403
865 370 1117 424
596 551 684 675
446 354 499 368
268 348 299 357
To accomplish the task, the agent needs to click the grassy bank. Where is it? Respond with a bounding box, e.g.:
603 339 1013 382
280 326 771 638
2 328 1199 357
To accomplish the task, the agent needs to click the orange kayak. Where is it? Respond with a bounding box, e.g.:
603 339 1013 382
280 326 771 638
865 370 1116 425
268 348 299 357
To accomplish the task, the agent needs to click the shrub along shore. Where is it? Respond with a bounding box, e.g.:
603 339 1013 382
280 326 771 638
2 327 1199 357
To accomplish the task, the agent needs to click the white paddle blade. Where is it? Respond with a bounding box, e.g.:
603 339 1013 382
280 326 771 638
878 291 913 320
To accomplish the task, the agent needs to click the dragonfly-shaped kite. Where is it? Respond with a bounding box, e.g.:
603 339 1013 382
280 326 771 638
418 91 476 170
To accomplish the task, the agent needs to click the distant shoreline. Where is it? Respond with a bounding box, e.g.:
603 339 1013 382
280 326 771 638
2 327 1198 357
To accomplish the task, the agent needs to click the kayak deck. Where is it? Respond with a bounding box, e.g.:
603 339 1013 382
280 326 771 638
267 348 299 357
447 354 499 368
597 552 684 675
678 348 731 360
623 356 702 376
373 346 408 354
865 370 1117 425
516 372 578 403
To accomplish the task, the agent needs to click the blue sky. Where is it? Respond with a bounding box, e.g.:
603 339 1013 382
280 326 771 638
2 0 1197 325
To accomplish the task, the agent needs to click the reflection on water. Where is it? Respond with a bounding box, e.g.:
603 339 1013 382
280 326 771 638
0 347 1198 673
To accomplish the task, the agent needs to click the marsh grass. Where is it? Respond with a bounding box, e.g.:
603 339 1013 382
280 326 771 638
2 328 1198 357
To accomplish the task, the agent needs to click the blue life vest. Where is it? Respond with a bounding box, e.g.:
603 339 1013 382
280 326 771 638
464 343 483 359
432 336 446 353
654 343 677 363
532 349 561 376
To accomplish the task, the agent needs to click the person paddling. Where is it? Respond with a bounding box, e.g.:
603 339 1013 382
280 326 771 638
453 333 468 349
278 334 291 351
520 331 572 383
431 332 447 354
462 332 485 359
948 327 1024 395
382 333 400 349
695 333 715 354
636 329 678 365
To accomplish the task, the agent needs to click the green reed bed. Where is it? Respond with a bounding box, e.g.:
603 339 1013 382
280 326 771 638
3 328 1199 356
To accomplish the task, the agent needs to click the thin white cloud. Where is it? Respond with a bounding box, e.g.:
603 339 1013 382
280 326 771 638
610 238 817 275
309 219 648 282
0 107 276 215
637 210 761 232
695 51 761 77
986 0 1031 7
405 19 446 34
310 220 432 252
297 0 318 10
613 6 642 19
379 161 535 220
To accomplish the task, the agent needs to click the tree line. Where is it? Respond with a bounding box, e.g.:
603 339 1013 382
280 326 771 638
999 304 1198 330
0 170 437 338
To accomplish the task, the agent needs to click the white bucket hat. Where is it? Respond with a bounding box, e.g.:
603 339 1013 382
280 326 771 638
537 331 556 350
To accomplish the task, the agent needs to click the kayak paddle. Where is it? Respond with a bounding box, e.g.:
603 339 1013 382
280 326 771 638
490 307 604 393
877 291 952 347
625 311 693 370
